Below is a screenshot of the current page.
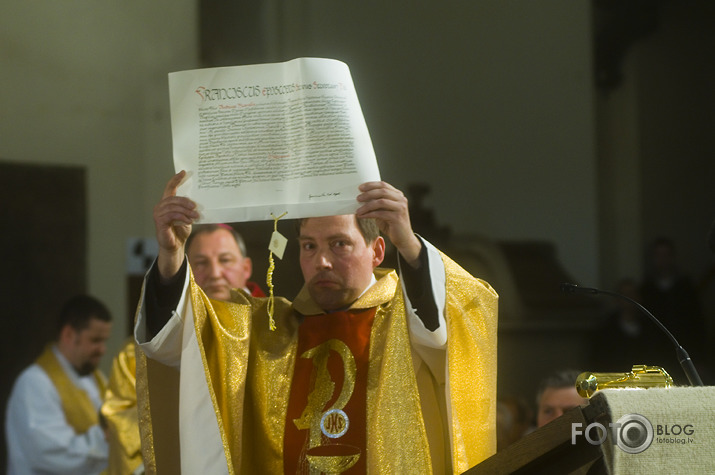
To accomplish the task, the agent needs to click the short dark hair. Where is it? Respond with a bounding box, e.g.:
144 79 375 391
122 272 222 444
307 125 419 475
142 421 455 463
535 369 582 406
56 294 112 340
187 224 247 257
355 217 380 244
297 216 380 245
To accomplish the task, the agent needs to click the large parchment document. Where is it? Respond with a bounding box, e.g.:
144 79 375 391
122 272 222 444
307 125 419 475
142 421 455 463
168 58 381 223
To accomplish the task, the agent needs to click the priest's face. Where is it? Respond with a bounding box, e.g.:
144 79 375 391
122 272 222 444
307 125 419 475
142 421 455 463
299 215 385 311
64 317 112 376
188 228 252 300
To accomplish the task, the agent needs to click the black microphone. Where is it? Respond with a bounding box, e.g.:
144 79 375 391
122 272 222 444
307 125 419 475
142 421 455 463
560 282 704 386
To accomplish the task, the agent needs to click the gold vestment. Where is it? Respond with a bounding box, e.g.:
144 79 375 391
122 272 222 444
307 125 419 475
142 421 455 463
137 252 497 474
101 339 143 475
36 345 107 434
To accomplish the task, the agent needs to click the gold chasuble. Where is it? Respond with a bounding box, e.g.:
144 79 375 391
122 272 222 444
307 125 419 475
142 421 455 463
36 345 107 434
101 339 143 475
137 252 497 474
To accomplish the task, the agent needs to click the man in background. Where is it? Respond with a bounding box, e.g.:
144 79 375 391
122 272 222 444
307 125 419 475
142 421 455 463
185 223 265 299
101 224 263 474
536 369 587 428
5 295 113 475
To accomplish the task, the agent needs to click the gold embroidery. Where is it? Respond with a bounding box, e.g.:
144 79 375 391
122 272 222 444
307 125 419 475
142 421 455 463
321 409 349 438
306 445 361 474
293 338 356 450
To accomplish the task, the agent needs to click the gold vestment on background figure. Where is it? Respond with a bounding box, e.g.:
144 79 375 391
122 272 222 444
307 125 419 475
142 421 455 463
36 345 106 434
101 339 143 475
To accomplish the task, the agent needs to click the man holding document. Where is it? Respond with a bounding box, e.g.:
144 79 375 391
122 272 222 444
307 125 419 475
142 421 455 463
134 58 497 474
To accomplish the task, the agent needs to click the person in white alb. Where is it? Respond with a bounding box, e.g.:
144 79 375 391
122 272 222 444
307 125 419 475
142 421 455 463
5 294 113 475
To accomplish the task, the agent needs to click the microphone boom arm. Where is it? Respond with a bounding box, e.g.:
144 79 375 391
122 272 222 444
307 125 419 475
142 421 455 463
561 282 704 386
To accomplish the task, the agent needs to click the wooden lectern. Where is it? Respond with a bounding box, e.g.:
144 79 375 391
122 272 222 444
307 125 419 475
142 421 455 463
465 387 714 474
464 400 609 475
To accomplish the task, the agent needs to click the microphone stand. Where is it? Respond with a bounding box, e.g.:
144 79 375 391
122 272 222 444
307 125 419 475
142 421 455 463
561 282 704 386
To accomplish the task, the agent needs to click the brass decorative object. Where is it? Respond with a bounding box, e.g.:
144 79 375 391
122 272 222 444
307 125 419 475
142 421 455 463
576 365 673 398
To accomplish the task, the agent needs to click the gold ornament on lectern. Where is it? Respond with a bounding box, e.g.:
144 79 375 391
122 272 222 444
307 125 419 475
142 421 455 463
576 365 673 398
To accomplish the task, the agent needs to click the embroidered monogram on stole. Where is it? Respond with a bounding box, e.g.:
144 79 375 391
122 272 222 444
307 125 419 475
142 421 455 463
284 308 376 474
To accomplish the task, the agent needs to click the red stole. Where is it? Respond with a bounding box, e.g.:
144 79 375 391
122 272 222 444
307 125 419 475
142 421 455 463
284 308 376 474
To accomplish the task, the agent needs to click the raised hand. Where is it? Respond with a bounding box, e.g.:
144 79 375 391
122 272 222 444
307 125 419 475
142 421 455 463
153 170 199 280
356 181 422 267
